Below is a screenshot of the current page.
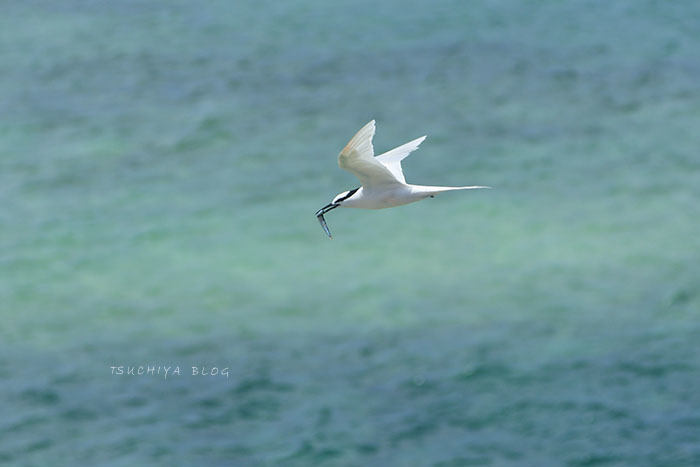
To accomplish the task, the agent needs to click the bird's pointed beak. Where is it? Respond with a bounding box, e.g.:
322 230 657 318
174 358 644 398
315 203 339 238
315 203 339 217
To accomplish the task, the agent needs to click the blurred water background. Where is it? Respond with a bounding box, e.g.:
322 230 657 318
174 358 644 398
2 1 699 465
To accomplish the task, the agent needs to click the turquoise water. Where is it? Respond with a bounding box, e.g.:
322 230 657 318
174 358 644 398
2 1 699 465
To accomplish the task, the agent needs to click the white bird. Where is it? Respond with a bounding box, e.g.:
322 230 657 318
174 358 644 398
315 120 490 238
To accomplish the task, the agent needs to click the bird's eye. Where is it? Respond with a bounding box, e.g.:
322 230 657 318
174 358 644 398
333 188 359 205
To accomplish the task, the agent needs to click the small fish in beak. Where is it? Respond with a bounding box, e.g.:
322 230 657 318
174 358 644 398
315 203 339 238
317 213 332 238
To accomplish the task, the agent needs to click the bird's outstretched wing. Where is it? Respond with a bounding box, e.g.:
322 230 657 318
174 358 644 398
338 120 403 188
375 135 426 184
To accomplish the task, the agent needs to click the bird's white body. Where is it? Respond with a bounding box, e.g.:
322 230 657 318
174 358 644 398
316 120 489 237
338 184 477 209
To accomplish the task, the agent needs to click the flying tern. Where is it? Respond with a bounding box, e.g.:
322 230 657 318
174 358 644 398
315 120 490 238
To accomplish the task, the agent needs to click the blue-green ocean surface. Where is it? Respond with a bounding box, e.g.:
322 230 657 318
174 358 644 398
2 1 699 465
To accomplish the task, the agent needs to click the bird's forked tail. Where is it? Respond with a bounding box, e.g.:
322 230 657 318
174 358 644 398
412 185 491 197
